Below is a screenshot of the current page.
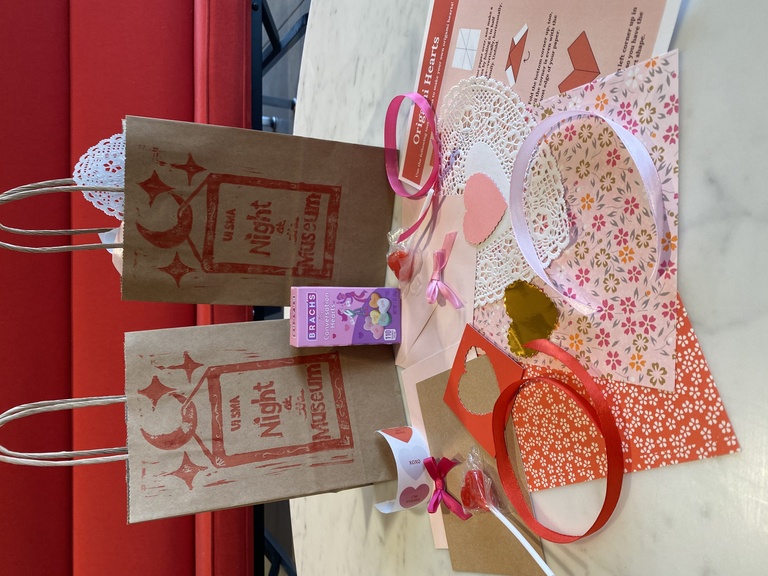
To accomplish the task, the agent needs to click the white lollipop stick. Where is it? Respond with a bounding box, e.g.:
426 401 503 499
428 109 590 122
487 504 555 576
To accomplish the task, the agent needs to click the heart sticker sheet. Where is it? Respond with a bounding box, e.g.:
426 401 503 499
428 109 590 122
375 426 433 513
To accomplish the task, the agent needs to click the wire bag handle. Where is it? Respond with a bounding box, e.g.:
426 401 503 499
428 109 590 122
0 396 127 466
0 179 123 253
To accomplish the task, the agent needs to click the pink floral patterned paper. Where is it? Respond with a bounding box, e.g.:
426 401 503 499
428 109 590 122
475 52 680 391
513 297 740 492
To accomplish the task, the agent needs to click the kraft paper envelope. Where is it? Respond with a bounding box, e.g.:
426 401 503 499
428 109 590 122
417 359 547 576
395 195 476 369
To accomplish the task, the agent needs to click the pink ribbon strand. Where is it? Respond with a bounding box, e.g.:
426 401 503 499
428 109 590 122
425 231 464 309
424 456 471 520
384 93 440 242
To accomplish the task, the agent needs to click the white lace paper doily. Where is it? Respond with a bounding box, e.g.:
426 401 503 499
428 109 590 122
73 132 125 220
437 77 569 308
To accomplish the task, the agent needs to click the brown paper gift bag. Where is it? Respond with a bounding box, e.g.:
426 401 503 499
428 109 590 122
121 116 395 306
0 117 394 306
0 320 405 523
124 319 405 522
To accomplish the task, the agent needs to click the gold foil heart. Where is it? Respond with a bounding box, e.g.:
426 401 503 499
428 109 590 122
504 280 559 357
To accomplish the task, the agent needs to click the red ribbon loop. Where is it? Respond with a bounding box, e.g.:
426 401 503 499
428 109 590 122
492 339 624 543
423 456 472 520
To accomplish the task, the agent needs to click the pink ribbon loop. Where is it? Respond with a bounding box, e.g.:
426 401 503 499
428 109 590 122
425 231 464 309
424 456 471 520
384 93 440 242
508 109 665 314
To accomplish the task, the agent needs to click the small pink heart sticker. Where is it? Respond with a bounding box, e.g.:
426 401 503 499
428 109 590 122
399 484 430 508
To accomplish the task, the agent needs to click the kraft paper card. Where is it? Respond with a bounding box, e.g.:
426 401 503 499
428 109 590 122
125 319 405 523
122 116 394 306
417 363 546 576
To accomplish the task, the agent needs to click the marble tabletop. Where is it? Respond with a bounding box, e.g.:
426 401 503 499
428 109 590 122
290 0 768 574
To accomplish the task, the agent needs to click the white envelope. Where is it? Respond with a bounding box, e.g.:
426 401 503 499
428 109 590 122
394 195 476 370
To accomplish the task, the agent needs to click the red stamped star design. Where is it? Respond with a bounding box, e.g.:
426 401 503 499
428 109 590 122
171 154 206 185
138 375 176 408
166 351 204 383
138 171 174 206
165 452 207 490
158 252 195 287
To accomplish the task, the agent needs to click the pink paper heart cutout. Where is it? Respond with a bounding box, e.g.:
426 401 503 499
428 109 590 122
399 484 430 509
463 172 508 244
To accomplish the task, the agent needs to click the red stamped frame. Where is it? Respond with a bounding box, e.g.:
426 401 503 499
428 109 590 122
139 352 354 468
200 172 341 279
189 352 352 468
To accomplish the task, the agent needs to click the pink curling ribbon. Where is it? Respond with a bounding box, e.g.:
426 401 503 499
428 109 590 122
384 93 440 242
508 110 665 315
424 456 472 520
425 231 464 309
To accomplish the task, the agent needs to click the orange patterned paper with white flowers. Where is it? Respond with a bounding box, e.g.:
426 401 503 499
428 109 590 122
514 297 740 491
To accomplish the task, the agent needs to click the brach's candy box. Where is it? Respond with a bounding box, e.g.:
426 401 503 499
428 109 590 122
290 287 401 346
